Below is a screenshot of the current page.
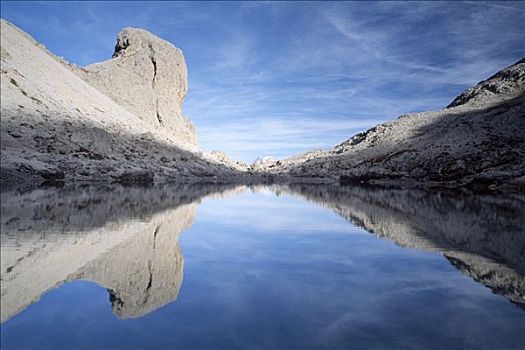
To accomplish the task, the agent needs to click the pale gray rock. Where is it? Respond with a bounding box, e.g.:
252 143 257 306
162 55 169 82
1 18 523 191
75 28 198 147
448 58 525 108
253 156 275 165
267 59 525 191
210 150 248 169
0 19 247 186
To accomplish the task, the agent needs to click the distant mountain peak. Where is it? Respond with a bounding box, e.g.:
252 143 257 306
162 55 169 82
252 156 275 166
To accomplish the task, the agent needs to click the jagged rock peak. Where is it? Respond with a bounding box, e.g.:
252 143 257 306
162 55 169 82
112 27 180 59
447 58 525 108
76 27 198 146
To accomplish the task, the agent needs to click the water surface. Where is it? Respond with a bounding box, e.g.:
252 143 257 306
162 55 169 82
1 183 524 349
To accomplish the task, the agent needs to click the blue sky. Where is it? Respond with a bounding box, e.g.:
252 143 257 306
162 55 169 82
1 1 524 162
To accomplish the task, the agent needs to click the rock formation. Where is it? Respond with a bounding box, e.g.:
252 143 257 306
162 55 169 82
252 156 276 169
265 59 525 191
0 18 523 189
73 27 197 147
0 19 246 187
448 58 525 108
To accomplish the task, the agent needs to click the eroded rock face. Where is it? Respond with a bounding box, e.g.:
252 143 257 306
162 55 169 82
1 17 524 191
76 28 197 147
448 58 525 108
266 59 525 190
0 20 246 186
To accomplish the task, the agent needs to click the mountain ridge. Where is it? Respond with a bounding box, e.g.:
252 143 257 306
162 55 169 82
1 19 523 191
0 19 247 186
264 58 525 191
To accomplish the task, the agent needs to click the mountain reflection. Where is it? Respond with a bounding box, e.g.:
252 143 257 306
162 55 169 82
278 183 525 308
0 183 244 322
1 183 524 323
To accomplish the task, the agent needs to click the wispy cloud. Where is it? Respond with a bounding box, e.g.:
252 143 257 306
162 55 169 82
197 117 391 161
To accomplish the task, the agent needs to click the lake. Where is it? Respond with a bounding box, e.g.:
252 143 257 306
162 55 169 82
1 183 524 349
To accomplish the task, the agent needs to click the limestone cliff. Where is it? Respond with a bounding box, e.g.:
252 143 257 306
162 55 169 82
74 28 198 147
0 19 245 186
2 18 523 189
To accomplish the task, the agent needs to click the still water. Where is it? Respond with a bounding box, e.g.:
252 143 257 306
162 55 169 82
1 183 524 349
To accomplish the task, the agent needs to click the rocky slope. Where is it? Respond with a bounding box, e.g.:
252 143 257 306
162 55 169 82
0 19 246 186
448 58 525 108
265 59 525 191
1 19 523 190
